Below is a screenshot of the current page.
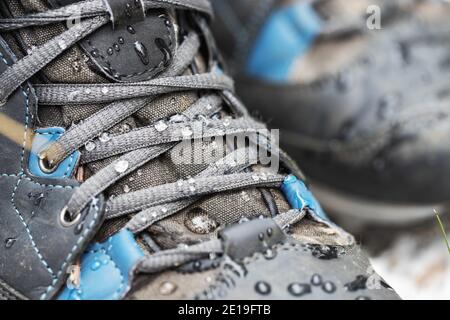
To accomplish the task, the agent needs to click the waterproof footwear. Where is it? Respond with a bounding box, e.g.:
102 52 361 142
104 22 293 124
0 0 399 300
211 0 450 224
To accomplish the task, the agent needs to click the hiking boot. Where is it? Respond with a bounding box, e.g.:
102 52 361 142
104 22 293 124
211 0 450 224
0 0 398 300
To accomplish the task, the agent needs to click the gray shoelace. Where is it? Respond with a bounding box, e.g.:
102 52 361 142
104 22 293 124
0 0 305 273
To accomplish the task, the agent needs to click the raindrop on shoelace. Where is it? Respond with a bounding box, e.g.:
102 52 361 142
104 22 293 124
151 212 158 218
170 114 186 123
137 169 143 176
288 283 311 297
255 281 271 295
155 120 168 132
260 173 268 181
252 174 260 181
161 207 168 214
99 132 110 143
189 185 196 192
58 40 68 50
101 87 109 95
123 185 131 193
188 177 196 184
181 127 193 138
177 180 184 187
85 141 96 151
85 88 92 94
5 238 16 248
159 281 177 295
114 160 129 173
206 104 213 111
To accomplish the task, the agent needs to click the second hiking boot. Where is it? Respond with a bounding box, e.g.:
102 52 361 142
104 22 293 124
212 0 450 224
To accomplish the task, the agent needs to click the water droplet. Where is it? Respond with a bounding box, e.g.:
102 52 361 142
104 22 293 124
58 40 68 50
181 127 193 138
5 238 16 248
255 281 271 295
311 274 323 286
85 88 92 94
123 185 131 193
91 49 99 57
239 217 249 224
258 233 265 241
99 132 110 143
356 296 371 300
107 47 114 55
189 185 196 192
137 169 143 176
288 283 311 297
155 37 172 67
185 210 219 234
85 141 96 151
72 61 81 73
267 228 273 237
155 120 168 132
322 281 336 293
118 37 125 44
101 87 109 95
240 191 250 202
252 174 260 181
114 160 129 173
90 260 101 271
113 44 120 52
188 177 196 184
223 117 231 127
127 26 136 34
161 207 168 214
263 248 276 260
134 41 149 65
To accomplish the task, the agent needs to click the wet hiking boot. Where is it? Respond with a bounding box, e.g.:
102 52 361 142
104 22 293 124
0 0 399 300
211 0 450 224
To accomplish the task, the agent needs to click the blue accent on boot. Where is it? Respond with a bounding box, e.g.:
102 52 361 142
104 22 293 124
58 229 145 300
281 174 328 220
29 127 80 179
246 2 321 82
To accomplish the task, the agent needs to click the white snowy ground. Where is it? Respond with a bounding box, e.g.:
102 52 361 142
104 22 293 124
336 214 450 300
370 234 450 300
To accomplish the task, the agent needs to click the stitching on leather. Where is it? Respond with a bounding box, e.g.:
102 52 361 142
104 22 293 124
83 16 173 80
0 51 56 278
40 198 101 300
11 172 56 277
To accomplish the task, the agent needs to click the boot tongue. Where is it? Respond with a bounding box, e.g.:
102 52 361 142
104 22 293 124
47 0 176 82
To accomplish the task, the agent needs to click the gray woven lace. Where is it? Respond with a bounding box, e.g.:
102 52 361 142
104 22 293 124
0 0 305 273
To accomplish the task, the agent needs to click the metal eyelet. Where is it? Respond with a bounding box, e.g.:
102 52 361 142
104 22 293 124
60 206 81 228
38 153 58 174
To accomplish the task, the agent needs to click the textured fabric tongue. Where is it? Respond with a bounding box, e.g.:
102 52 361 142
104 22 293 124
3 0 290 250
